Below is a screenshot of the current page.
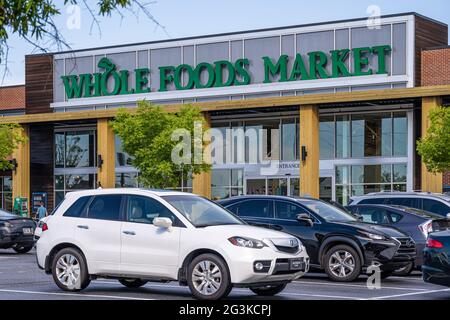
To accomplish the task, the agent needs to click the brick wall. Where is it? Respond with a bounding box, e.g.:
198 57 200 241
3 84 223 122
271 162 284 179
421 47 450 86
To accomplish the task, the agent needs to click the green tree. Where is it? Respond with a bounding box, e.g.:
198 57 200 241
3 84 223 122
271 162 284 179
110 101 211 189
0 1 166 74
0 123 27 170
417 106 450 173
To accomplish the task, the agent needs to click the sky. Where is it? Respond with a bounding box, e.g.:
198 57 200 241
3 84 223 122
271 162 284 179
2 0 450 86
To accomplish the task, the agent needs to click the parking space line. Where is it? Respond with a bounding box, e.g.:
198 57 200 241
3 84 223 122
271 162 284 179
0 289 155 300
294 280 428 291
94 280 364 300
371 288 450 300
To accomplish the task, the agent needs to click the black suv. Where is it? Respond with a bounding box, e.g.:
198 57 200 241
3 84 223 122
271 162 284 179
218 196 416 282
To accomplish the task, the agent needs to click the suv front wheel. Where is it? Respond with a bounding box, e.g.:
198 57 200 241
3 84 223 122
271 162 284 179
51 247 91 291
187 253 232 300
324 245 361 282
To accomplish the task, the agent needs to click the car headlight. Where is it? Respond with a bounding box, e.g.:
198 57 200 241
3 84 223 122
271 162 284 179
0 221 12 228
358 231 386 241
228 236 267 249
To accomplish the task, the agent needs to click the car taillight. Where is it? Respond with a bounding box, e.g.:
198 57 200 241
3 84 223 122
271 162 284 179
426 238 443 249
419 220 433 239
42 223 48 232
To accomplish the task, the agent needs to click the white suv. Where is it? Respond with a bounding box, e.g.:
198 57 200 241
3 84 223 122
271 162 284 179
36 189 309 300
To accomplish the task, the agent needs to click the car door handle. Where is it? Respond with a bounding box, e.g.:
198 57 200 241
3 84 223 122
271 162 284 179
123 231 136 236
270 224 283 231
77 225 89 230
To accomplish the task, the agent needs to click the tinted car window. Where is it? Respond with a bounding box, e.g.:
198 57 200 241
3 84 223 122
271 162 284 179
63 196 91 217
87 195 122 221
357 207 391 224
422 199 450 216
358 198 386 205
127 195 179 226
386 197 420 209
388 212 403 223
228 200 272 218
274 201 308 220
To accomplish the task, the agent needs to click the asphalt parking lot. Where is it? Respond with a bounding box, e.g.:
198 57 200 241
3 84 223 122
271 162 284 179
0 249 449 300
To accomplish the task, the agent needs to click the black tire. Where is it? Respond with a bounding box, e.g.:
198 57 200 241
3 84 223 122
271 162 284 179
13 245 33 254
324 244 362 282
392 262 414 276
51 247 90 292
119 279 148 288
250 283 287 296
187 253 232 300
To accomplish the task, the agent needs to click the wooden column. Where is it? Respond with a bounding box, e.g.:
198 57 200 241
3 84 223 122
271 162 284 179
421 97 443 193
299 105 320 198
192 113 212 198
12 125 30 214
97 118 115 188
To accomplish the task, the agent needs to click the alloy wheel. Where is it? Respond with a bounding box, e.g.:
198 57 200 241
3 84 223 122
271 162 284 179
191 260 222 296
328 250 356 278
55 254 81 289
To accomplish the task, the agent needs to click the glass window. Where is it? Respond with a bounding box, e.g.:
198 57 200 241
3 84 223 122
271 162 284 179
282 119 297 161
267 179 288 196
246 179 266 195
87 195 122 221
55 133 65 168
336 115 350 158
229 200 272 218
231 122 245 164
275 201 307 220
351 113 392 157
66 174 96 190
301 199 356 222
422 199 450 216
357 207 391 224
115 135 134 167
358 198 386 205
386 197 420 209
393 113 408 156
115 173 139 188
211 125 228 165
64 196 91 218
389 212 403 223
320 116 334 159
393 164 407 182
290 178 300 197
65 131 95 168
163 195 243 227
319 177 333 202
211 169 243 200
127 195 178 225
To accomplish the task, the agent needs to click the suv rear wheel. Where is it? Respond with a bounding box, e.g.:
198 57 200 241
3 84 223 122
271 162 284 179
187 253 232 300
324 245 361 282
51 247 90 291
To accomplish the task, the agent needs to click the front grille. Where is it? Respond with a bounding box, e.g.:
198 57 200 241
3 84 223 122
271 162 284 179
273 258 306 275
274 244 299 254
395 237 416 255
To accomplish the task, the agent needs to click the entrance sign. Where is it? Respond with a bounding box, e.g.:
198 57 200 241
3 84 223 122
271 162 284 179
61 45 392 100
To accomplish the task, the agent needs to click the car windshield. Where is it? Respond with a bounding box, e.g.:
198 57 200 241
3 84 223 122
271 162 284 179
0 209 16 218
162 195 244 227
301 199 357 222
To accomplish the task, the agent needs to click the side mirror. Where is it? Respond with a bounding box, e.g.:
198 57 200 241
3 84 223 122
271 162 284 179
153 217 173 231
296 213 314 227
447 213 450 220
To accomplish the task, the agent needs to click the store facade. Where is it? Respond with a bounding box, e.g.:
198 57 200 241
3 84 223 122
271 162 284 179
1 12 449 213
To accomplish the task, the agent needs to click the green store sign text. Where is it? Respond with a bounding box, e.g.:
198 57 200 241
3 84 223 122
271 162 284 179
62 45 392 99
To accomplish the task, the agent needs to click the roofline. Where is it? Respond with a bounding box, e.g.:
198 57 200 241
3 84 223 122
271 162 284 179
0 84 25 89
26 12 446 58
422 45 450 51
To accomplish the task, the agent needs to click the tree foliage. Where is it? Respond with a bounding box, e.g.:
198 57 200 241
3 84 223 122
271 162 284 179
0 123 27 170
111 101 211 189
0 0 166 78
417 106 450 173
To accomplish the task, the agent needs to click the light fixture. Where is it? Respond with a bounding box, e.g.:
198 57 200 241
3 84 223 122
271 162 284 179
301 146 308 162
97 154 104 169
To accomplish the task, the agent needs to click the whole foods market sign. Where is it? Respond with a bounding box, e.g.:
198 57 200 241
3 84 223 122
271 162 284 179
62 45 391 99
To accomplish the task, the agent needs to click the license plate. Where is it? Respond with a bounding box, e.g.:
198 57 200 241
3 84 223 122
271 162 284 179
290 259 304 270
23 228 33 235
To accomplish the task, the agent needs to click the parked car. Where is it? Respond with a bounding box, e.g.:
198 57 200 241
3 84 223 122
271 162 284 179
36 189 309 300
350 192 450 217
218 196 416 282
0 209 36 253
346 204 443 274
423 230 450 287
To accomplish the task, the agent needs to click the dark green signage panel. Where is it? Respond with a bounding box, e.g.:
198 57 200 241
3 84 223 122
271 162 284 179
62 45 392 100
